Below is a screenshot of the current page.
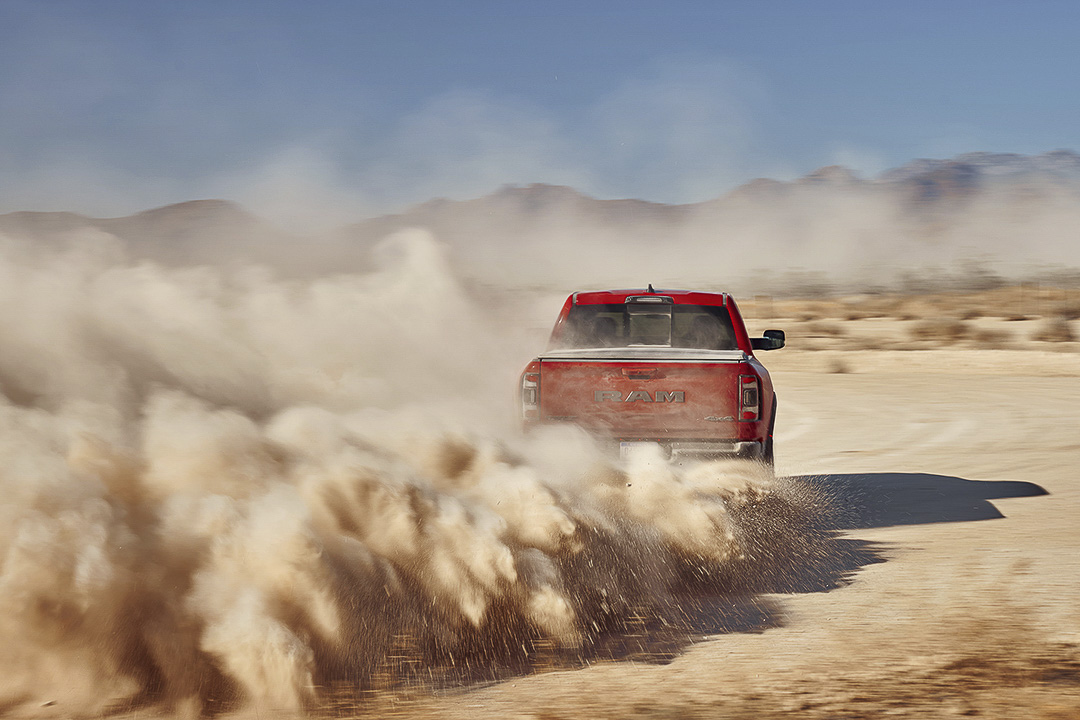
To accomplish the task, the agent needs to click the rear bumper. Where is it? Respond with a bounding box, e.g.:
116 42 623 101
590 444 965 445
612 439 763 461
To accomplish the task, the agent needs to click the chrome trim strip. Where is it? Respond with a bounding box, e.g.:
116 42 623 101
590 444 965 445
669 440 761 460
607 439 763 461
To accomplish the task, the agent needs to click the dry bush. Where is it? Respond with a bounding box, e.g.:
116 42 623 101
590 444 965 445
1032 317 1077 343
969 327 1011 349
959 306 984 320
908 318 969 344
797 301 840 321
851 336 886 351
1052 303 1080 321
893 299 938 322
804 321 846 337
827 357 850 374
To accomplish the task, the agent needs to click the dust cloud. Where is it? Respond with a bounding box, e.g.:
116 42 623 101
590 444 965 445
0 228 838 715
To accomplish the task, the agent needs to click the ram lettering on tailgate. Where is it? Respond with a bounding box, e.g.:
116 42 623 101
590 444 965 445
594 390 685 403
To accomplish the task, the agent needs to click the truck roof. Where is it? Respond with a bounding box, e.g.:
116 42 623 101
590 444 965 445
571 289 730 306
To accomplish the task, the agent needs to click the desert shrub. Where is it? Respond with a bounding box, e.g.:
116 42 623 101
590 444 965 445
792 301 835 322
1031 317 1076 343
852 337 885 351
1052 303 1080 321
804 321 845 337
908 318 968 344
970 327 1010 349
827 357 850 374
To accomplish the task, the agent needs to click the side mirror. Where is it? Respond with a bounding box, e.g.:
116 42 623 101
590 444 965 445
751 329 785 351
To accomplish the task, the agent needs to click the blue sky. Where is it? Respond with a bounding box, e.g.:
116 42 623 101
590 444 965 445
2 1 1079 225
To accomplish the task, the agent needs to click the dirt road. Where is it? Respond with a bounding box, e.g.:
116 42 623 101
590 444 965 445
381 359 1080 719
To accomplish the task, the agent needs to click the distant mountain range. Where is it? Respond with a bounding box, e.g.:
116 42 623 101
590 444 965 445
3 150 1079 291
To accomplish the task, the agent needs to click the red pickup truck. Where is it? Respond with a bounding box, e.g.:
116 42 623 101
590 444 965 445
519 287 785 465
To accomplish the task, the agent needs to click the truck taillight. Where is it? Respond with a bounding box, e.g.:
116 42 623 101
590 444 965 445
521 362 540 421
739 374 760 421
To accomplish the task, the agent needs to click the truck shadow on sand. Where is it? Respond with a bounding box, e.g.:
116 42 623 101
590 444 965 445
581 472 1049 668
795 472 1050 529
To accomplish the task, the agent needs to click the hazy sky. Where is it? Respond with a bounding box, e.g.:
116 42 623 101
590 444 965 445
2 0 1078 224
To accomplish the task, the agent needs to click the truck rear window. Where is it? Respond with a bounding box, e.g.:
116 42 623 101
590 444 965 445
552 304 737 350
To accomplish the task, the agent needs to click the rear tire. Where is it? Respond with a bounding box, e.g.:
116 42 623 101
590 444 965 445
763 395 777 469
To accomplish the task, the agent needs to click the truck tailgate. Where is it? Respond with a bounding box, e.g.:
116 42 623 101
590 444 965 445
538 351 748 437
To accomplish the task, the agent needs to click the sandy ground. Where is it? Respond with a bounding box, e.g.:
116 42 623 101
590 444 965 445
12 298 1076 720
335 319 1080 719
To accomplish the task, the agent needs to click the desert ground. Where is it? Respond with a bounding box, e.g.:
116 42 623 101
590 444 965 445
330 286 1080 720
4 283 1079 720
